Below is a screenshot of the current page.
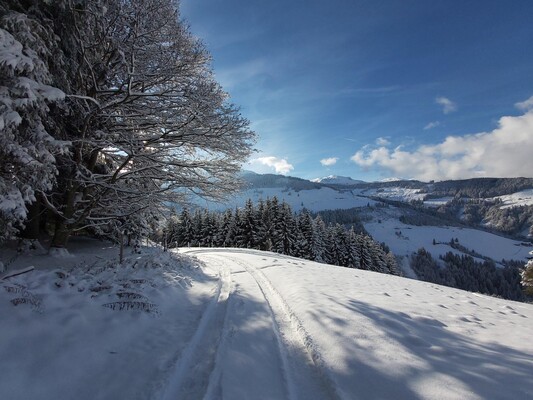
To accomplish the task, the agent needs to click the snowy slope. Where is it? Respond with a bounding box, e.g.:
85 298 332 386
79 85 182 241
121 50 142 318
494 189 533 209
180 248 533 400
311 175 365 185
198 186 376 212
363 207 533 263
361 186 426 202
1 246 532 400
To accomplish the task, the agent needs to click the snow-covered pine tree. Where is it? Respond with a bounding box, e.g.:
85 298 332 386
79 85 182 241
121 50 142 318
236 199 256 248
356 234 374 270
201 210 217 247
254 199 268 250
274 201 297 255
0 8 68 241
228 207 242 248
522 259 533 296
296 210 313 259
311 215 327 262
216 209 233 247
191 209 204 247
345 227 361 269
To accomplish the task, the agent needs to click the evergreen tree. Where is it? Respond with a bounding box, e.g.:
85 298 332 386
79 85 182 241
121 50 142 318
522 260 533 297
0 7 68 241
236 199 256 248
296 210 314 259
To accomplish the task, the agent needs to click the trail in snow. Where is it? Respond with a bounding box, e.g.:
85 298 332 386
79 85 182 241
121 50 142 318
168 248 533 400
163 249 339 400
160 262 232 400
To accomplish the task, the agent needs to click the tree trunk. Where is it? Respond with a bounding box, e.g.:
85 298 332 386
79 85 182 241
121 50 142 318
21 197 41 240
51 218 71 248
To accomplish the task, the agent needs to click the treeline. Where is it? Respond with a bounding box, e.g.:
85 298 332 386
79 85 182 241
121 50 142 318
431 199 533 237
410 249 526 301
427 177 533 199
311 207 367 232
164 198 400 275
463 201 533 237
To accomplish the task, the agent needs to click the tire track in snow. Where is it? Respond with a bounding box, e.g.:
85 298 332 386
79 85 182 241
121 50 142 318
160 261 232 400
226 255 342 400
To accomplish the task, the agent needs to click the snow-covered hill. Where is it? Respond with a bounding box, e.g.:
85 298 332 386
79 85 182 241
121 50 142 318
495 188 533 209
198 186 376 213
191 172 533 267
362 206 532 266
311 175 365 185
1 246 531 399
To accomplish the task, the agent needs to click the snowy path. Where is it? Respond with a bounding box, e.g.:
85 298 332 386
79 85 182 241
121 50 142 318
2 245 532 400
163 249 338 400
165 248 533 400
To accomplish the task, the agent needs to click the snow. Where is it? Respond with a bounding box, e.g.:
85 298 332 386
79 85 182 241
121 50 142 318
494 189 533 209
0 240 218 400
311 175 365 185
423 197 454 207
362 186 426 202
2 243 531 400
363 209 532 263
181 248 533 400
198 186 376 212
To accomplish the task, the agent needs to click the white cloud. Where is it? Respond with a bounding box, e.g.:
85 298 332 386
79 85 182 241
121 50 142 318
376 137 391 146
351 109 533 181
251 156 294 175
515 95 533 111
436 97 457 114
424 121 440 130
320 157 338 166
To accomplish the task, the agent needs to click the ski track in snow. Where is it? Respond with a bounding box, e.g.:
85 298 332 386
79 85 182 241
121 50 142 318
160 261 232 400
163 249 340 400
225 255 341 400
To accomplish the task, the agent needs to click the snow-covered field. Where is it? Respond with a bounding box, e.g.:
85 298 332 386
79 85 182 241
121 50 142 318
360 187 426 202
494 189 533 209
198 187 376 212
0 241 218 400
423 197 455 207
363 208 532 264
1 244 532 400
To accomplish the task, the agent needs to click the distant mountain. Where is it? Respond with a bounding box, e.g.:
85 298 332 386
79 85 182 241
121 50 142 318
311 175 365 185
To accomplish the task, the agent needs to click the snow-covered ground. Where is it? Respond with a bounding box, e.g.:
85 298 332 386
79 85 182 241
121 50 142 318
311 175 365 185
197 187 376 212
423 197 455 207
2 245 532 400
363 208 532 264
361 187 426 202
494 189 533 209
0 241 218 400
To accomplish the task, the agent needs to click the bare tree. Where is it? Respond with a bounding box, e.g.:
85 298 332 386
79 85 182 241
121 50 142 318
37 0 255 247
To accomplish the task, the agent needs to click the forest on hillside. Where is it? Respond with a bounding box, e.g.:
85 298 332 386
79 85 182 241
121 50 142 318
164 198 400 276
410 249 526 302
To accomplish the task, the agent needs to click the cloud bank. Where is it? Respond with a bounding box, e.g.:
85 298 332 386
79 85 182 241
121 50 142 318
515 95 533 111
320 157 338 166
251 156 294 175
351 108 533 181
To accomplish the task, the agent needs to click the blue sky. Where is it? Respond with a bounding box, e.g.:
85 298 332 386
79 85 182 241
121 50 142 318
181 0 533 182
